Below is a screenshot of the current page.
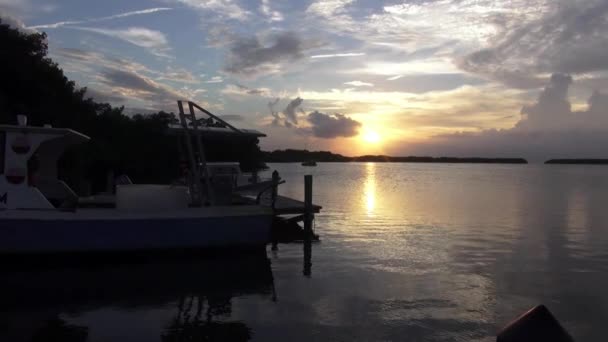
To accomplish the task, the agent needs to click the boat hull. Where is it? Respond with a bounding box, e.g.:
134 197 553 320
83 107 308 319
0 207 273 254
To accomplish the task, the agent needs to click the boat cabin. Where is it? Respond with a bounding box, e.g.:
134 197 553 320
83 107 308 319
0 116 89 210
0 103 271 211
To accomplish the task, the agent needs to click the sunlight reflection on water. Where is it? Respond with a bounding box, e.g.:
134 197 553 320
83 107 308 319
363 162 376 217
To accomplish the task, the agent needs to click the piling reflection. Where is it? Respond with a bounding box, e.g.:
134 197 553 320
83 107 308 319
303 239 312 277
0 255 275 342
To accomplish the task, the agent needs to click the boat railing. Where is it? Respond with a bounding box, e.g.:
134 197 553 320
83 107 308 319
255 180 285 209
254 171 284 209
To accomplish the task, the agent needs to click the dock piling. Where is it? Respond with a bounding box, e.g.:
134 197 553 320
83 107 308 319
304 175 313 237
303 175 313 276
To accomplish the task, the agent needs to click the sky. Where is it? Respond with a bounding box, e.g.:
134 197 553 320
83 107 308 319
2 0 608 159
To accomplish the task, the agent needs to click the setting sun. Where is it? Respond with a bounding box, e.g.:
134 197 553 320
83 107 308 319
362 130 381 144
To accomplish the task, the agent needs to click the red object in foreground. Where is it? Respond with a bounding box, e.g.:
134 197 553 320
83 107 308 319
11 135 31 154
497 305 575 342
6 168 26 184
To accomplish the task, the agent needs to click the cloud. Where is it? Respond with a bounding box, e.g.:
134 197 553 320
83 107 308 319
0 13 36 33
84 88 126 104
205 76 224 83
224 31 321 76
344 80 373 87
100 68 176 96
518 74 573 131
387 75 404 81
283 97 304 125
221 84 271 96
70 27 171 57
268 98 281 126
95 67 215 110
265 95 361 138
155 66 197 84
306 0 354 17
265 97 305 127
29 7 172 29
459 0 608 87
352 59 460 76
307 111 361 138
54 47 154 76
260 0 283 22
51 47 208 110
172 0 249 21
310 52 364 58
408 73 608 159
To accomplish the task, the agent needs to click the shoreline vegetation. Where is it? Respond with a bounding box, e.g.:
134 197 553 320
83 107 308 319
545 159 608 165
264 150 528 164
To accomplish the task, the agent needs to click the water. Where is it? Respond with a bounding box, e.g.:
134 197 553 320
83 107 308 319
3 163 608 341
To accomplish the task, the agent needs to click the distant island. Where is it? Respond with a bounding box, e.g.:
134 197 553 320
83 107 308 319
264 149 528 164
545 159 608 165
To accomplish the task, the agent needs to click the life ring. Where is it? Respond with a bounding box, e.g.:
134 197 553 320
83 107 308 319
6 167 26 184
11 135 31 154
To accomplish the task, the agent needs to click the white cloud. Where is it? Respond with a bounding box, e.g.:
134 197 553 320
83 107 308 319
260 0 283 22
459 0 608 87
387 75 404 81
401 73 608 159
70 27 171 57
172 0 249 21
205 76 224 83
306 0 354 17
0 12 36 33
29 7 172 29
155 66 198 84
310 52 365 59
351 59 461 76
344 81 373 87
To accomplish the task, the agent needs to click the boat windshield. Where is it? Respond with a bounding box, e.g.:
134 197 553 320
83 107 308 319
0 132 4 174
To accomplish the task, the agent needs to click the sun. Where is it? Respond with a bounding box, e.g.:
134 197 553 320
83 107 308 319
362 130 381 144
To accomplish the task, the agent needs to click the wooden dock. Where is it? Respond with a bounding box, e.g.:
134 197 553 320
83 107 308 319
238 193 321 215
263 195 321 215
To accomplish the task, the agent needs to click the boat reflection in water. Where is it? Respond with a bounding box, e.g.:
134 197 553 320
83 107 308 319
0 254 275 342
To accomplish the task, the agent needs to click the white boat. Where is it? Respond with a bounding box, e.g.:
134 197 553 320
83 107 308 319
0 104 276 254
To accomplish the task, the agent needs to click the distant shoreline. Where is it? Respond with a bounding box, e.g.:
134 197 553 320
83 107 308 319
545 159 608 165
263 150 528 164
267 159 529 164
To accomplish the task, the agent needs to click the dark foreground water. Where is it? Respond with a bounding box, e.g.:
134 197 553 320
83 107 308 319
3 163 608 341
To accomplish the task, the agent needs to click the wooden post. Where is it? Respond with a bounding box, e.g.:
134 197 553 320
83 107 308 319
270 170 281 251
304 175 313 236
303 175 313 276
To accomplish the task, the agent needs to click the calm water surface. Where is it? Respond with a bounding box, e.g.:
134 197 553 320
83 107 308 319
3 163 608 341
